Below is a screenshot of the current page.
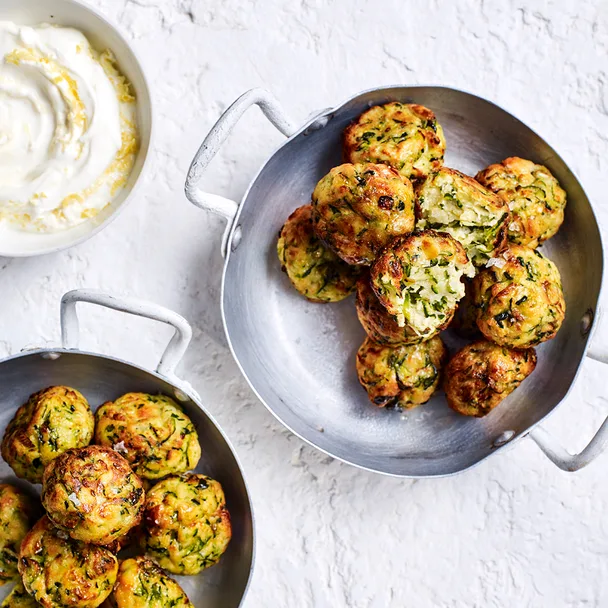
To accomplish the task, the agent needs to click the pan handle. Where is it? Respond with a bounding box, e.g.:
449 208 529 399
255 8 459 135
60 289 192 385
185 88 298 257
528 418 608 472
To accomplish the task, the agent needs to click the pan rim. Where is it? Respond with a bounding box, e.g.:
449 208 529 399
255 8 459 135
0 346 256 605
220 83 605 478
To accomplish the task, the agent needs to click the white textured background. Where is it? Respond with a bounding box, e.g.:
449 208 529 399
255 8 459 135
2 0 608 606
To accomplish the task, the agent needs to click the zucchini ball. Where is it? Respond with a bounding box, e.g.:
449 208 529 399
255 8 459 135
344 102 446 183
142 473 231 575
356 335 446 409
444 341 537 417
417 167 510 266
94 392 201 480
312 162 416 265
472 245 565 348
277 204 362 302
370 230 474 339
19 516 118 608
41 446 144 547
1 386 94 484
0 485 40 585
108 557 191 608
475 157 567 248
355 275 425 346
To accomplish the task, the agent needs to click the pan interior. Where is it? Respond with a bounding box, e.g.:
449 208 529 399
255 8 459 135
0 351 253 607
223 86 602 476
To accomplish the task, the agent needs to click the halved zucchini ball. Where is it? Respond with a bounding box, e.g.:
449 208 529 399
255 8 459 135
355 275 425 346
416 167 509 266
370 230 474 339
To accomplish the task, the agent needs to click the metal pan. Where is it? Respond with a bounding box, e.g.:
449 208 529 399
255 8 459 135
185 85 608 477
0 289 254 606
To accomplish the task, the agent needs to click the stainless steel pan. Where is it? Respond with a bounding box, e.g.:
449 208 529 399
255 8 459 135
0 289 254 606
185 85 608 477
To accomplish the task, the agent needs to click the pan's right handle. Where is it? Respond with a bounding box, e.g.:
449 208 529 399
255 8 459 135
527 305 608 471
185 88 298 257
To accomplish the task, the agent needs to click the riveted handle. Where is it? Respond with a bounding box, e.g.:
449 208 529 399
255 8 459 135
529 415 608 472
185 88 297 257
60 289 192 383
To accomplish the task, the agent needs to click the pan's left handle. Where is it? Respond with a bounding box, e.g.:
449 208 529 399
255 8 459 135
60 289 192 387
185 88 298 257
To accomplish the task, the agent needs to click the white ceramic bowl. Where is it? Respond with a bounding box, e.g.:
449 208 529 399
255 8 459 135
0 0 153 257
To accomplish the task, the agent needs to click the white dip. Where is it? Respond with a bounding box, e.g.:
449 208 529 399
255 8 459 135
0 22 138 233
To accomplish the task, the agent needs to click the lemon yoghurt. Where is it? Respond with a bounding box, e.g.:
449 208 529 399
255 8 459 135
0 22 138 233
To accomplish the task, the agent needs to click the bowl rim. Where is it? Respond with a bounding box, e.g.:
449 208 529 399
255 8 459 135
0 0 155 258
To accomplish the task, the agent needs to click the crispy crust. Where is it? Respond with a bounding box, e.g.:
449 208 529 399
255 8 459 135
108 557 191 608
344 102 446 183
444 340 537 417
475 157 566 248
19 516 118 608
0 485 40 585
416 167 509 266
472 245 565 348
355 275 425 345
277 204 362 302
142 473 232 576
94 393 201 480
370 230 474 336
356 335 446 409
1 386 94 484
312 163 416 265
41 446 145 546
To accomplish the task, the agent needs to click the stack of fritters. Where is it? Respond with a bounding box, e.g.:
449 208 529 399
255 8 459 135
278 101 567 418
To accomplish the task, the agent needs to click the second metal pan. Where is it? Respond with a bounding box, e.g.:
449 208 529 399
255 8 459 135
0 289 254 606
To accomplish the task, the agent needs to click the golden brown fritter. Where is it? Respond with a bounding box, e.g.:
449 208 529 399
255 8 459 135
344 102 446 183
472 245 565 348
19 516 118 608
370 230 474 339
142 473 231 576
1 582 39 607
41 446 144 547
444 341 537 417
475 157 567 248
277 204 362 302
107 557 191 608
1 386 94 484
94 393 201 480
312 163 416 265
356 335 446 409
355 275 424 346
0 485 40 585
416 167 510 266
